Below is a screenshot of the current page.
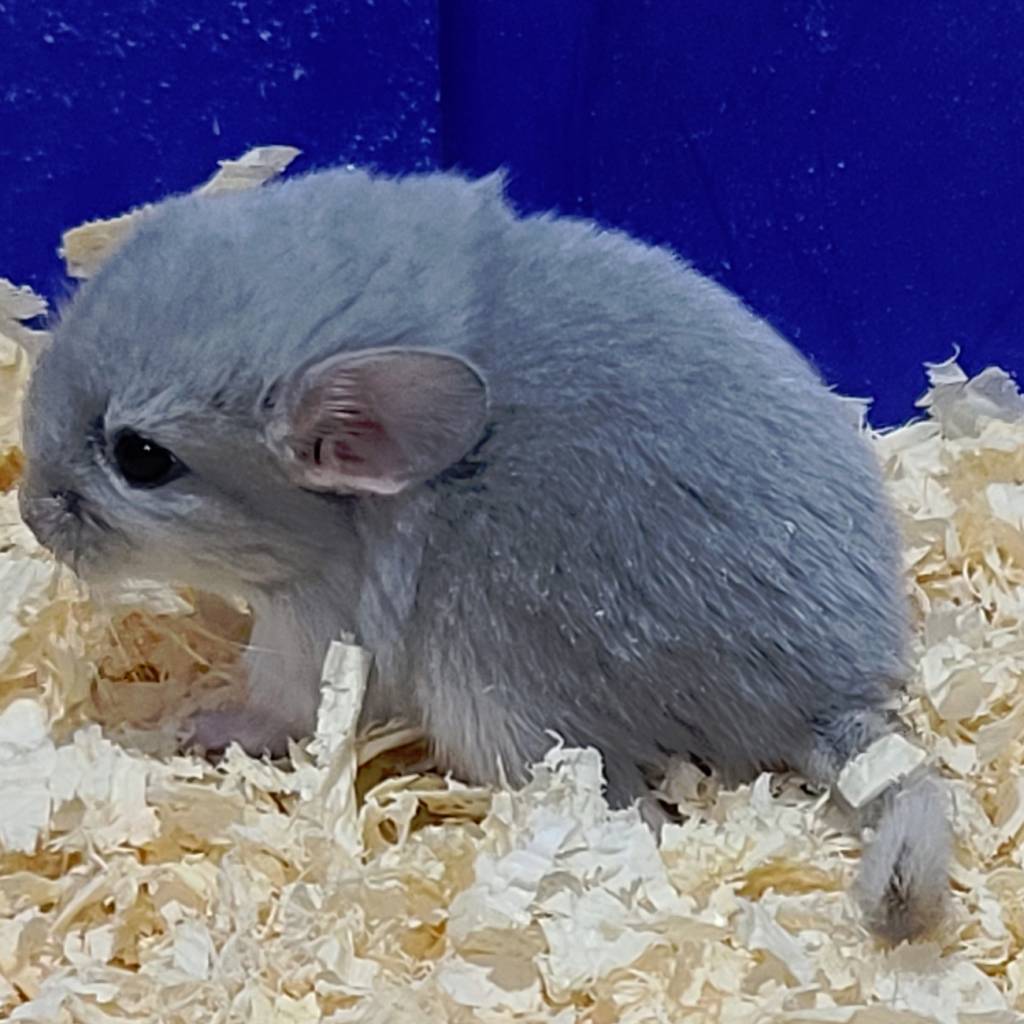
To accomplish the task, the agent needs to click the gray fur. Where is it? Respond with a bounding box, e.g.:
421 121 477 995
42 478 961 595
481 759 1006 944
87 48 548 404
853 771 952 944
18 166 950 940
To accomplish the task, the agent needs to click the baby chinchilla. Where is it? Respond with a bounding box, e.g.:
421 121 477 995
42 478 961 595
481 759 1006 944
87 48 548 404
19 166 950 942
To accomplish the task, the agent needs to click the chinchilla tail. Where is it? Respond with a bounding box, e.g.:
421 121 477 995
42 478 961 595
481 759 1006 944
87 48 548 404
852 770 952 944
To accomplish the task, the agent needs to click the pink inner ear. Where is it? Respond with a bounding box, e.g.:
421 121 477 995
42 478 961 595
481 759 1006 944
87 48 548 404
331 439 367 464
267 347 488 495
299 437 367 466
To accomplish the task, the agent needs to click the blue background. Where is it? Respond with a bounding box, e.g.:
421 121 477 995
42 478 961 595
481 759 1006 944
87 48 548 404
2 1 1021 424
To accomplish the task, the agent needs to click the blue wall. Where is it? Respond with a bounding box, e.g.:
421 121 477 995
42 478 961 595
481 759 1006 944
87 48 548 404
3 1 1021 424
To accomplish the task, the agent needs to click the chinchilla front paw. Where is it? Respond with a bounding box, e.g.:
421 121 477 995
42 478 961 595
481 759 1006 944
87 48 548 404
187 706 299 759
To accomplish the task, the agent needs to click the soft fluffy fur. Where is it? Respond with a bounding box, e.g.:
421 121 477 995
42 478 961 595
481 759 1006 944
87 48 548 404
19 167 950 941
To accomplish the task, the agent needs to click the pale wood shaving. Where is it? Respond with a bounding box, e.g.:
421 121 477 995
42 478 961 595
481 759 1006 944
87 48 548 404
836 736 927 809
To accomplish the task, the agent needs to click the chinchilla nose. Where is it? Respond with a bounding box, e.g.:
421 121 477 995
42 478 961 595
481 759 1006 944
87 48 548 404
53 488 82 515
17 474 81 547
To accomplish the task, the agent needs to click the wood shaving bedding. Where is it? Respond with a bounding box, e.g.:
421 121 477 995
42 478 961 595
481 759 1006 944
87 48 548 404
1 151 1023 1022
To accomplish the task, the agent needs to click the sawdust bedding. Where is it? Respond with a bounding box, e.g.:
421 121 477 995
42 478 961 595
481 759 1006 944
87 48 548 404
1 149 1023 1023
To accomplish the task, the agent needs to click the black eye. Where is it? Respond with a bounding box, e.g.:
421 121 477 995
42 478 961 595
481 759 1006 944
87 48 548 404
113 430 185 488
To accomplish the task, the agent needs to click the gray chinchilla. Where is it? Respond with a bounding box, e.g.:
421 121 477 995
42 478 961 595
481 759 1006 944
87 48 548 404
18 166 951 942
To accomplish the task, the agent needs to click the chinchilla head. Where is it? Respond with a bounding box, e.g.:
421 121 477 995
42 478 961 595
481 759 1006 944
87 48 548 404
18 168 499 595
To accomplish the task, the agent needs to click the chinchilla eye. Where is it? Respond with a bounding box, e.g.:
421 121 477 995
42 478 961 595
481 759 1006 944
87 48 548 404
113 430 186 488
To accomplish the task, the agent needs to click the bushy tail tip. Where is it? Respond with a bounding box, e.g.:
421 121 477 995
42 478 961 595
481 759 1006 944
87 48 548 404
853 772 952 944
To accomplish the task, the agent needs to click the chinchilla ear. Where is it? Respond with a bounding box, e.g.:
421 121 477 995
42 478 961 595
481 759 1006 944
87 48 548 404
262 347 488 495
